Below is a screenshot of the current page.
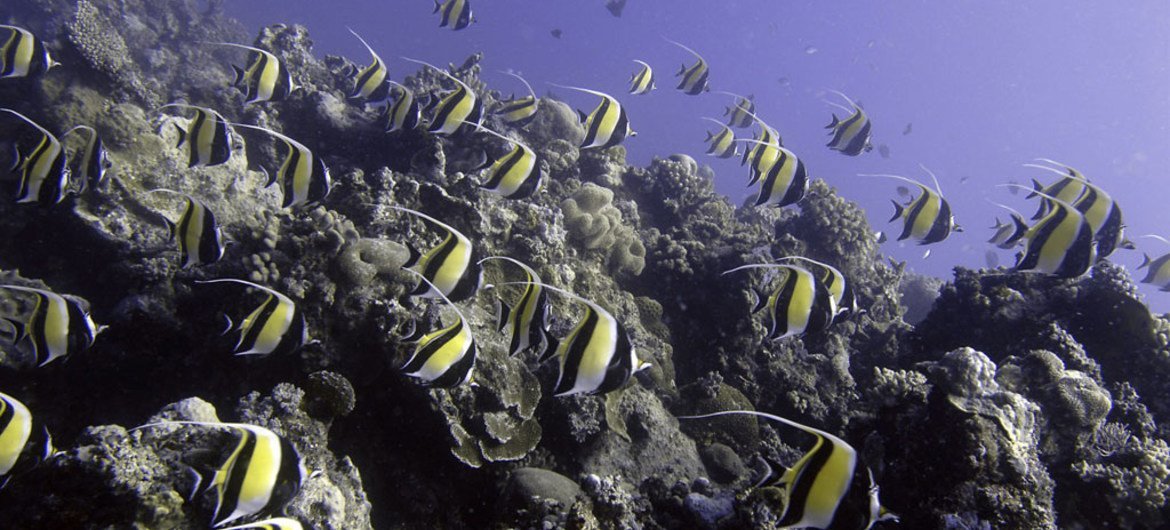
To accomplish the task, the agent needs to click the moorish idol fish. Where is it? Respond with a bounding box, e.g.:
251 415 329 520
724 264 835 341
665 38 710 95
61 125 111 191
399 271 478 387
0 25 58 79
986 200 1029 250
382 80 421 133
824 90 872 157
549 83 635 150
733 108 783 185
1137 235 1170 291
628 59 655 95
0 391 54 490
470 123 543 199
160 104 234 168
209 42 296 105
402 57 482 135
1022 160 1090 221
678 410 897 530
1027 159 1130 257
716 91 755 129
433 0 475 30
346 28 391 103
494 71 539 127
219 518 304 530
198 279 307 356
479 256 551 358
866 168 960 245
394 206 481 302
1004 185 1096 279
1 108 69 205
496 281 649 396
133 421 305 528
777 256 860 321
230 123 331 209
701 117 737 159
736 139 808 208
146 189 226 268
0 284 103 367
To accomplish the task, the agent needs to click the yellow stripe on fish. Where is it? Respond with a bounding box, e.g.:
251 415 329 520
231 123 331 209
2 109 70 205
628 60 655 95
0 25 58 79
395 206 481 302
0 284 102 367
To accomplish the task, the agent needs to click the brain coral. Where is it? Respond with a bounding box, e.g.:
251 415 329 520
562 183 645 276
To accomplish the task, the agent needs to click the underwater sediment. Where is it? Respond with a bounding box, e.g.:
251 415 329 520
0 1 1166 529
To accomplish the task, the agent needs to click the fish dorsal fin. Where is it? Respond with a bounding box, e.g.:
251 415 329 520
228 122 310 156
195 278 294 307
391 205 471 247
347 28 385 67
0 108 60 145
499 71 536 101
663 37 706 63
401 57 471 93
918 163 944 197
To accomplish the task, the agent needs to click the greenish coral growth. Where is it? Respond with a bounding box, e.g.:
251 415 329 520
562 183 646 276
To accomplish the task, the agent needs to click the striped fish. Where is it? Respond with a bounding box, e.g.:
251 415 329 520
1027 159 1129 257
551 84 634 150
986 201 1029 250
1011 187 1096 279
0 25 58 79
1023 161 1090 221
399 271 478 387
494 71 539 127
824 90 872 156
382 81 421 133
161 104 234 168
433 0 475 30
346 29 390 102
665 38 709 95
734 109 783 185
146 189 226 268
0 391 54 490
737 139 808 208
2 108 70 205
628 59 655 95
725 264 835 341
402 57 482 136
717 91 755 128
472 123 543 199
210 42 296 105
61 125 111 191
479 256 551 358
395 206 481 302
778 256 860 321
231 123 331 209
678 410 897 530
1138 236 1170 291
133 421 304 528
219 518 304 530
701 117 737 159
0 285 102 367
199 279 307 356
868 169 959 245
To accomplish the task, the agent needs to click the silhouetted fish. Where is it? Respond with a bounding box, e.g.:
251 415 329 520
605 0 627 17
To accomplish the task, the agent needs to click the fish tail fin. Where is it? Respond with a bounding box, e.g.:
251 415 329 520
163 218 177 241
1121 238 1136 250
7 144 22 173
174 123 187 148
2 317 26 342
576 109 587 124
704 131 713 142
888 200 904 222
1026 178 1043 199
495 299 512 332
1140 253 1152 269
403 242 421 269
537 334 559 363
433 0 441 13
825 114 839 129
258 165 275 188
219 314 234 335
400 318 427 342
749 287 767 314
230 64 245 87
676 63 686 76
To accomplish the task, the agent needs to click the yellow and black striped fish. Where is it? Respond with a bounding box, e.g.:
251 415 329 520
433 0 475 30
986 201 1029 250
725 264 835 341
218 518 304 530
403 57 482 136
869 169 959 245
701 117 737 159
494 71 540 127
472 123 543 199
210 42 296 105
678 410 897 530
0 25 58 79
0 391 54 490
161 104 234 168
778 256 860 321
395 206 481 302
628 59 655 95
551 84 634 150
1011 187 1096 279
147 189 226 268
382 81 421 133
1023 159 1090 220
717 91 755 128
62 125 111 192
346 29 391 102
134 421 304 528
824 90 872 156
0 284 102 367
1138 235 1170 291
399 271 478 387
737 139 808 208
1028 159 1130 257
665 38 709 95
734 109 783 185
199 279 307 356
231 123 331 209
2 108 69 205
480 256 551 358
